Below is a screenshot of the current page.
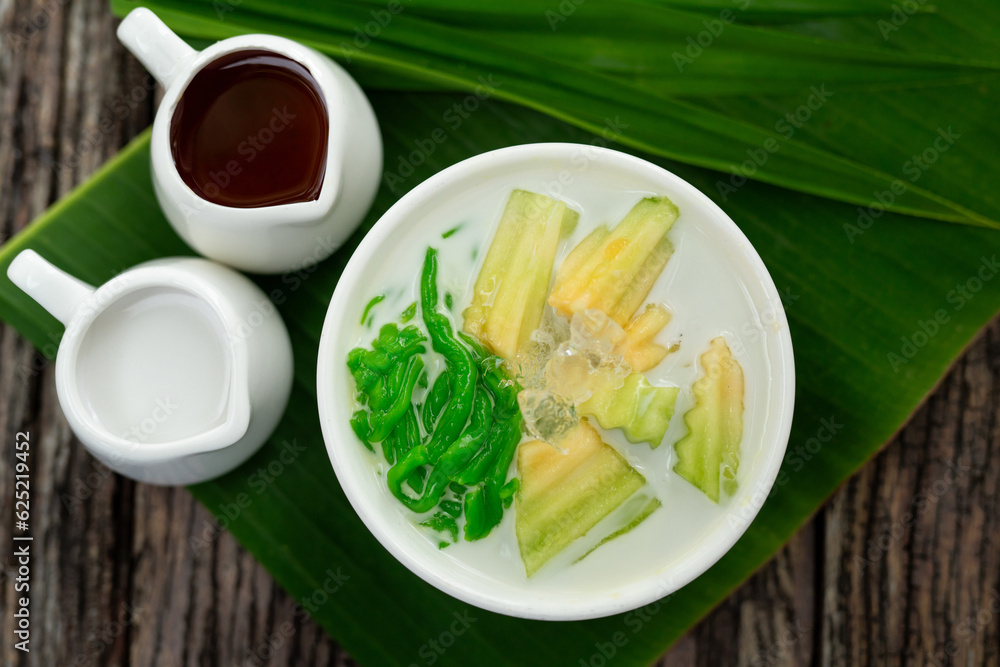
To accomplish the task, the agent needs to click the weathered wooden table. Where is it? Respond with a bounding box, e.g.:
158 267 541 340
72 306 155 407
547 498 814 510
1 1 998 665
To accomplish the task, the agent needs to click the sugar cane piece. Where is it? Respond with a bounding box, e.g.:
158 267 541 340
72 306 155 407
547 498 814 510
515 421 646 575
673 337 744 502
548 196 679 326
464 189 579 359
579 373 679 447
619 303 673 372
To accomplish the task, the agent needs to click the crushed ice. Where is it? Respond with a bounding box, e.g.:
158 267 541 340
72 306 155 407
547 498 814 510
516 309 631 446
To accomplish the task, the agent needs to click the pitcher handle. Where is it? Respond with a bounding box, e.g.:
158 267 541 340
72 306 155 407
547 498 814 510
117 8 197 90
7 250 96 326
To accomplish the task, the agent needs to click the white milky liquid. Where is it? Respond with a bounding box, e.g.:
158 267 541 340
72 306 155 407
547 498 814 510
347 171 782 595
76 287 232 444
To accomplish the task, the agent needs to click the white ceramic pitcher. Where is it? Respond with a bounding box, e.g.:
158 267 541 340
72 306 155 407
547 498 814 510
7 250 294 485
117 8 383 274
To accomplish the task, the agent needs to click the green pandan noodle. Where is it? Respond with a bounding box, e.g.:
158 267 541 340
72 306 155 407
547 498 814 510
347 246 523 542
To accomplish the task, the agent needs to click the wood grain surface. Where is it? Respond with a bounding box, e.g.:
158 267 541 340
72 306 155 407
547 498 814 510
1 0 998 665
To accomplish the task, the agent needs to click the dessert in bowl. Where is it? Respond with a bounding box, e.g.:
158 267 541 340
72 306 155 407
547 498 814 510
316 143 794 620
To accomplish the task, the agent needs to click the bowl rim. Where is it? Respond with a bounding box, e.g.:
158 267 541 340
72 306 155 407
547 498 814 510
316 142 796 621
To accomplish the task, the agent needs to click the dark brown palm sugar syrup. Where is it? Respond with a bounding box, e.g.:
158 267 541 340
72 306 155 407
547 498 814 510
170 50 329 208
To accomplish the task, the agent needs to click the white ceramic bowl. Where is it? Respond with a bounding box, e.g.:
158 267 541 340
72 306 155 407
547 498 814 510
316 143 795 620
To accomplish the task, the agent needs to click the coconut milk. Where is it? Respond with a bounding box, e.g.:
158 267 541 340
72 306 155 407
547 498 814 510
348 171 779 592
76 287 232 444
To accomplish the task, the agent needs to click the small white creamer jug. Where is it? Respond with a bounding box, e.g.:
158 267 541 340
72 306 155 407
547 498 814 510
7 250 293 485
117 8 383 274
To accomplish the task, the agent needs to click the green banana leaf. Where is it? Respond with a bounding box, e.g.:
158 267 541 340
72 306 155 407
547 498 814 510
361 0 910 22
110 0 1000 227
1 92 999 666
